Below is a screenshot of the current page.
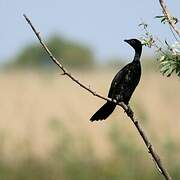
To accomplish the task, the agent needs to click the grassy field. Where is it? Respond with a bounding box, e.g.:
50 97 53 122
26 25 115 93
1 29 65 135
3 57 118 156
0 70 180 179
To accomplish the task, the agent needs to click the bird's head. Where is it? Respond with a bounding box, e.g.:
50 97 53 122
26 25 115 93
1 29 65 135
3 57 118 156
124 39 142 53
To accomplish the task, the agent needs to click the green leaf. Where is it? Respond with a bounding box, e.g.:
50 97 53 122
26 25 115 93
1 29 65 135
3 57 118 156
160 65 169 73
172 17 178 24
159 56 165 62
164 40 171 49
155 15 165 19
161 17 167 23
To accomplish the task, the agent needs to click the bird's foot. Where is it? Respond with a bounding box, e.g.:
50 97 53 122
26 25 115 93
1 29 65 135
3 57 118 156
125 105 134 118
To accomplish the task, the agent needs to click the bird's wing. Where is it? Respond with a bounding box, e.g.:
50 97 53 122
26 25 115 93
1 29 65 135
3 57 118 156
108 63 132 98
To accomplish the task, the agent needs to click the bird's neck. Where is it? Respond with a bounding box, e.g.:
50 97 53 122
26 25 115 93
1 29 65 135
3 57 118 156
133 48 142 62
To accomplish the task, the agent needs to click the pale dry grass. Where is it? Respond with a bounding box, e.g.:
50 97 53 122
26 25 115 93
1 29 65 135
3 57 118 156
0 70 180 160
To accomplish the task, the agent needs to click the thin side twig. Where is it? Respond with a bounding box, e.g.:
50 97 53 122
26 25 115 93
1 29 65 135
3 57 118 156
159 0 180 37
23 14 172 180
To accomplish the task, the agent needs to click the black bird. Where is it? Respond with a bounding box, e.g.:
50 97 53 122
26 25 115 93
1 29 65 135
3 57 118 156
90 39 142 121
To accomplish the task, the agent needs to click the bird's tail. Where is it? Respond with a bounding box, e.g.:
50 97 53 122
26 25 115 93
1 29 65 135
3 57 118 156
90 101 116 121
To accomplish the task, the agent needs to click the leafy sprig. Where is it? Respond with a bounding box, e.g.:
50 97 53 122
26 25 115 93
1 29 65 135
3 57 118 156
139 22 180 77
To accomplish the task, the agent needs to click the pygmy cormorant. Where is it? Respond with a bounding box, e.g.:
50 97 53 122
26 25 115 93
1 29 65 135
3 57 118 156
90 39 142 121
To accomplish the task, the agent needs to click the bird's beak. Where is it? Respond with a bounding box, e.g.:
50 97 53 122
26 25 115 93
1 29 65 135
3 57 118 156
124 39 129 43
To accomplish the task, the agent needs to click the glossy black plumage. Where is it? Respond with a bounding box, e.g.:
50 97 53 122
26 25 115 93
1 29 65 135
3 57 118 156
90 39 142 121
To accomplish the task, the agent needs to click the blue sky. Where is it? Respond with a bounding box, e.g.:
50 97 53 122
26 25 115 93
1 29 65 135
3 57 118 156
1 0 179 63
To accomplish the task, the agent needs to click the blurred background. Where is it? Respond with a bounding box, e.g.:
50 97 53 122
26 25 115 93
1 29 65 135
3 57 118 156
0 0 180 179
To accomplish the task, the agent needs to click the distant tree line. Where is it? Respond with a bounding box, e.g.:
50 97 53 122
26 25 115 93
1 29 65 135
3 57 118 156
4 34 157 71
7 35 94 70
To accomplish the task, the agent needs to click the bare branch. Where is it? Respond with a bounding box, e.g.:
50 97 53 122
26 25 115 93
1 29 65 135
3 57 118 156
159 0 180 37
23 14 172 180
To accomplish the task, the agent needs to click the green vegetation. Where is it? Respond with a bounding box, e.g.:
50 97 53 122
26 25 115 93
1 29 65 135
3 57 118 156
7 35 94 69
139 15 180 78
0 118 179 180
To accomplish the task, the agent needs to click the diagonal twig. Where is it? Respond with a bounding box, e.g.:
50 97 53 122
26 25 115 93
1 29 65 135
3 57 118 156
159 0 180 38
23 14 172 180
